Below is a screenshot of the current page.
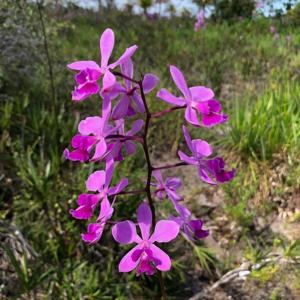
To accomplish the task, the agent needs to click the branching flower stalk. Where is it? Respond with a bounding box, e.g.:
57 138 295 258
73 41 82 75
64 28 236 299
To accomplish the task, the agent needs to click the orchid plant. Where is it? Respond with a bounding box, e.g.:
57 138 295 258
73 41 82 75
65 28 235 294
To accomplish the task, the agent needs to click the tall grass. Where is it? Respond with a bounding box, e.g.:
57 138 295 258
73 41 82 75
228 81 300 160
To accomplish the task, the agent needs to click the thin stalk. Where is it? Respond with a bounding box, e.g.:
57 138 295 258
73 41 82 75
153 162 188 171
151 105 186 118
37 1 56 106
117 189 146 196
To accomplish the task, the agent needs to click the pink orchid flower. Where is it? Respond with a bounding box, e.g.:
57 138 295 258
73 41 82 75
157 65 227 127
64 100 119 162
112 118 144 161
151 170 183 202
81 196 114 244
68 28 138 101
111 59 159 120
178 126 235 185
70 159 128 220
112 203 180 275
170 203 209 241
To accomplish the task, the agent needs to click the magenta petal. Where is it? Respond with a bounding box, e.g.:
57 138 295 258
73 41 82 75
137 203 152 240
166 178 181 190
156 89 184 106
121 59 133 88
112 221 140 244
192 139 213 157
132 93 145 113
72 82 100 101
98 197 114 221
92 139 108 161
202 113 228 127
166 189 182 202
198 167 216 185
182 126 193 152
127 119 144 135
190 86 214 102
169 65 191 100
104 158 114 187
185 106 200 126
124 141 136 155
71 134 96 149
142 74 159 93
67 60 100 71
109 45 138 69
108 178 129 195
81 223 104 244
178 151 198 165
149 244 172 272
118 244 141 272
78 116 102 136
112 95 130 120
100 28 115 68
86 170 106 192
102 70 116 92
152 170 163 184
77 194 100 207
70 206 93 219
149 220 179 243
64 149 89 162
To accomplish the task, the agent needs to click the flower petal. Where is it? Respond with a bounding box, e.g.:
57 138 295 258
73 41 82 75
86 170 106 192
100 28 115 67
81 223 104 244
132 93 145 113
104 158 114 187
118 244 141 272
92 139 107 161
112 221 140 244
149 244 172 272
142 74 159 93
190 86 214 102
149 220 179 243
170 65 191 99
108 178 129 195
78 116 102 136
156 89 184 106
185 106 200 126
121 59 133 88
98 197 114 221
109 45 138 69
112 94 130 120
127 119 144 136
68 60 100 71
124 141 136 155
178 151 198 165
70 206 93 219
102 70 116 92
77 193 100 206
182 126 193 152
192 139 213 157
137 203 152 240
152 170 163 184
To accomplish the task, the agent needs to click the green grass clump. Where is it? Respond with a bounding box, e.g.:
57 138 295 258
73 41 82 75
228 81 300 160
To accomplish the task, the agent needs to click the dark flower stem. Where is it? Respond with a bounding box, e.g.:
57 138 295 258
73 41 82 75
153 162 188 170
106 134 143 143
117 189 146 196
151 105 186 118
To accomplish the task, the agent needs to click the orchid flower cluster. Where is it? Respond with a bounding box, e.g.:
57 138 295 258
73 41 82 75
64 28 235 276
